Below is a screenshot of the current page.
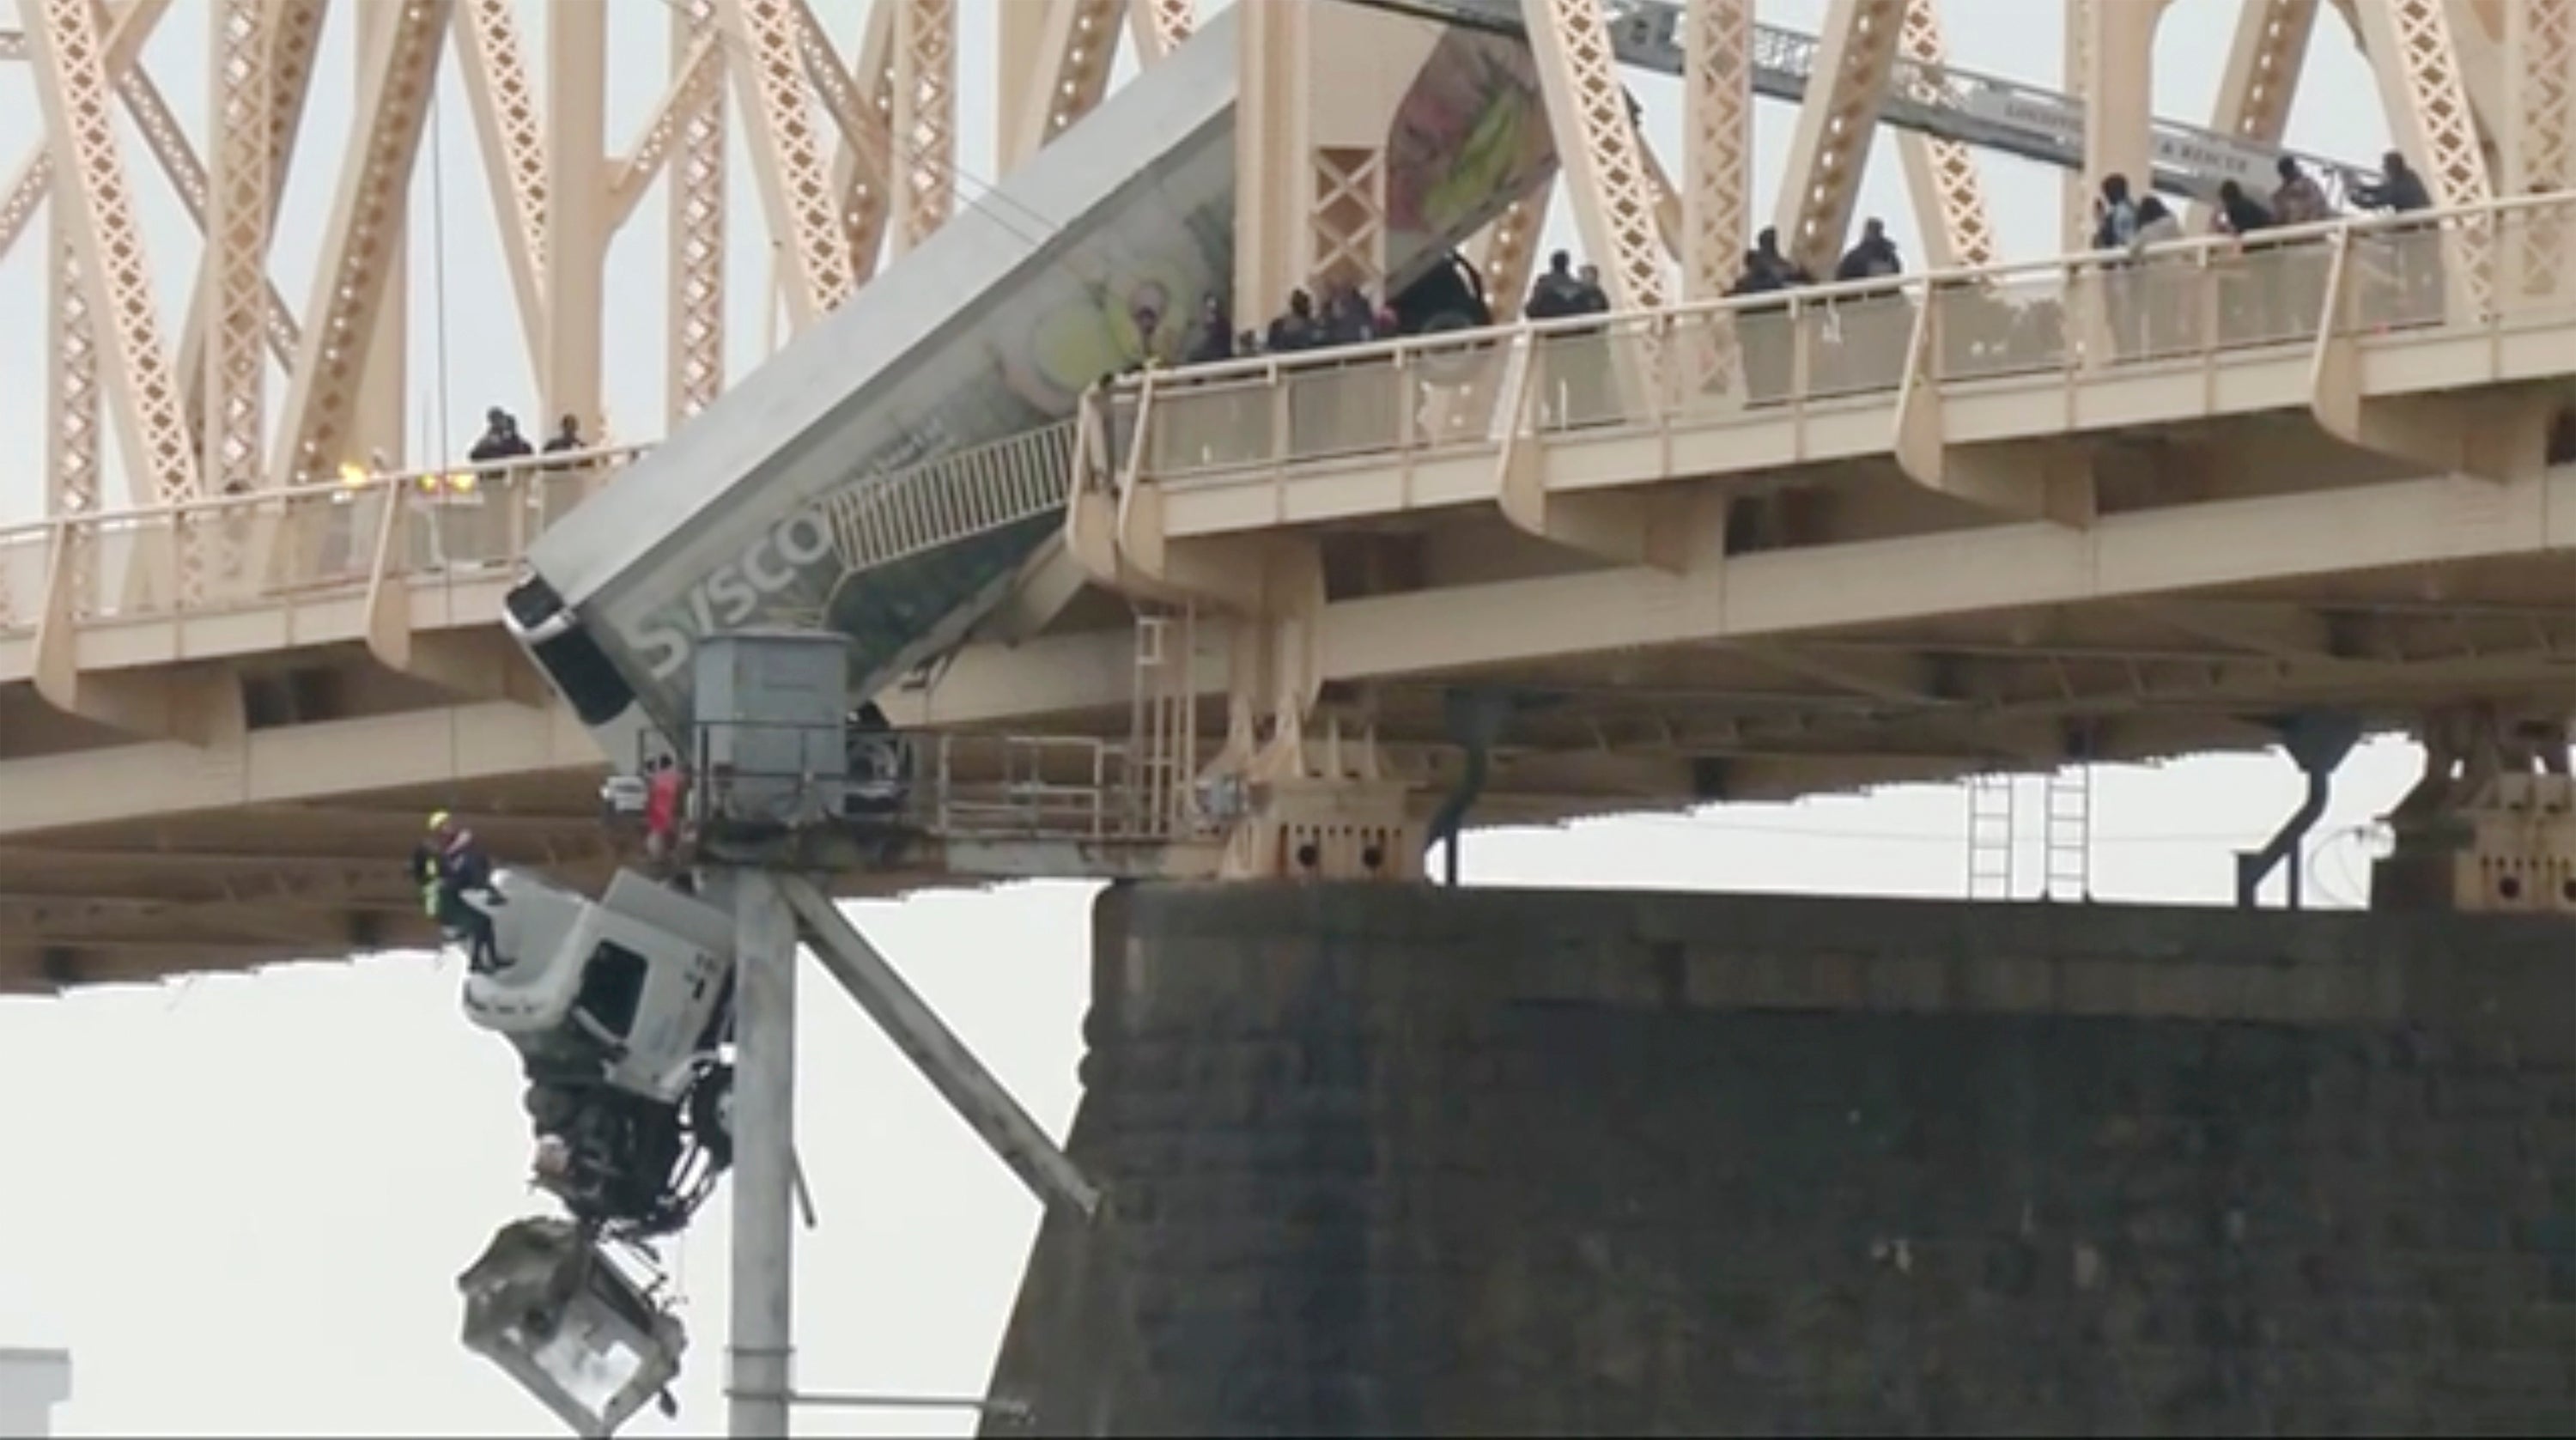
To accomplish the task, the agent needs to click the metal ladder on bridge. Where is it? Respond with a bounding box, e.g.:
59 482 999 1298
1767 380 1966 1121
2041 764 2095 902
1966 766 2095 902
1129 605 1200 838
1966 774 2018 901
1353 0 2379 205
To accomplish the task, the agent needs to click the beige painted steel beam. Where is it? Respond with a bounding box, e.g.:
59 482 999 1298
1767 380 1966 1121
2190 0 2322 233
200 0 279 504
271 0 448 487
543 0 610 435
668 0 729 426
889 0 957 255
25 0 199 507
1773 0 1905 279
448 0 551 369
1524 0 1668 311
720 0 860 327
1682 0 1752 298
1891 0 1995 270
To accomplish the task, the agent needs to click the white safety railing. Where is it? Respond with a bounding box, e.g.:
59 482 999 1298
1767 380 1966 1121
817 422 1077 575
1113 190 2576 487
0 443 653 636
917 732 1219 845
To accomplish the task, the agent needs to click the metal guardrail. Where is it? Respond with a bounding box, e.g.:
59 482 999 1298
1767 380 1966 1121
817 422 1077 574
0 442 653 636
15 195 2573 641
668 720 1213 848
1114 191 2576 483
0 421 1081 639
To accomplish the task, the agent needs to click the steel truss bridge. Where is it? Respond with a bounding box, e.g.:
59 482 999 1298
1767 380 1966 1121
0 0 2571 992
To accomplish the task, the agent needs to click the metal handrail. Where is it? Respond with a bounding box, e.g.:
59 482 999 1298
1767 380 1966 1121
1133 188 2565 395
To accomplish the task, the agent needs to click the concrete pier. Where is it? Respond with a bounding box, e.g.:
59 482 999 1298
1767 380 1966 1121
984 884 2575 1437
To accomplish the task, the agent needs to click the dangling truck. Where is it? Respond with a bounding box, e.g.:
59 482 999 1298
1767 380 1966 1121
473 6 1564 1432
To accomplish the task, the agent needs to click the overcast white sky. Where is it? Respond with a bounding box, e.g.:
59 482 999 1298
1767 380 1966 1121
0 1 2423 1435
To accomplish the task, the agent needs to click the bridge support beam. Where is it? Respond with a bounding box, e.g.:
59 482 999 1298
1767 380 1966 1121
1892 306 2097 526
29 526 242 746
717 866 799 1439
984 884 2576 1433
1492 333 1710 570
359 494 546 704
2309 235 2552 481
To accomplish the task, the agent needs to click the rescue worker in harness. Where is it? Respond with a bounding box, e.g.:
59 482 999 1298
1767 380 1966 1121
414 811 502 971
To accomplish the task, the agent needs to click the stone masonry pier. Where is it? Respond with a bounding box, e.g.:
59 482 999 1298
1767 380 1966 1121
982 885 2575 1437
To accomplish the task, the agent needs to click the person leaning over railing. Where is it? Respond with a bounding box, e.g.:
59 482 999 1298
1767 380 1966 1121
2213 182 2287 346
1828 219 1909 393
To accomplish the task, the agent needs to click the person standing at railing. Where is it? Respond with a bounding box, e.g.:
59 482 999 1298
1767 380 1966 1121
540 415 586 467
2352 151 2439 325
536 415 593 532
467 408 532 466
2213 181 2285 345
1831 218 1907 392
2127 196 2190 355
2092 174 2148 361
2267 158 2336 334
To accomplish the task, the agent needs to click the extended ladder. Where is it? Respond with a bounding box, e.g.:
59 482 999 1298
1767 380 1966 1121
1966 773 2017 901
2042 763 2095 902
1344 0 2379 206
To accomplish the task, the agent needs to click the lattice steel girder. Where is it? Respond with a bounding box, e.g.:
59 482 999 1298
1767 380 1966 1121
1476 181 1554 320
2356 0 2494 209
1891 0 1996 270
720 0 859 325
1000 0 1127 176
449 0 550 368
1681 0 1752 299
2353 0 2494 313
667 0 728 425
1128 0 1196 61
270 0 448 487
172 0 323 457
88 21 307 367
2505 0 2576 194
2214 0 2324 142
26 0 200 506
0 0 167 264
200 0 278 500
890 0 957 255
1773 0 1905 278
47 235 101 519
1523 0 1668 311
801 0 896 280
607 28 718 224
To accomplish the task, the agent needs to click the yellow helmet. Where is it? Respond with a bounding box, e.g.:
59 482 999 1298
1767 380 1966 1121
427 810 452 833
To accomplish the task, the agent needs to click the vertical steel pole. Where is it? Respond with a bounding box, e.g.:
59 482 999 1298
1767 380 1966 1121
726 866 798 1437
